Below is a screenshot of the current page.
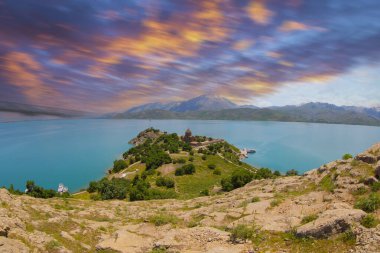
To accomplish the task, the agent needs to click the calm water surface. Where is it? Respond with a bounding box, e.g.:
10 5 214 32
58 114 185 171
1 119 380 191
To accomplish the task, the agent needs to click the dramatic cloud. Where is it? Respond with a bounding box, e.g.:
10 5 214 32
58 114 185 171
0 0 379 112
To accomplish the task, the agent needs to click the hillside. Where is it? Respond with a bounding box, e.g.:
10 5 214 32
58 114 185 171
1 133 380 252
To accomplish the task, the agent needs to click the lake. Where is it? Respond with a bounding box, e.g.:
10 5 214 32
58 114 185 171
1 119 380 192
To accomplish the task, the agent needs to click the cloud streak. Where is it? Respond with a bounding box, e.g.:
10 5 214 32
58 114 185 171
0 0 379 112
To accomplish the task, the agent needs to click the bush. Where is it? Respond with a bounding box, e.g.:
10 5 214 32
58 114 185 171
177 158 186 164
342 153 353 160
88 181 99 193
254 168 275 179
213 168 222 175
188 157 194 162
360 214 379 228
230 224 254 243
156 177 175 188
97 178 131 200
112 159 128 173
286 169 299 176
25 180 57 199
355 193 380 212
175 164 196 176
273 170 281 177
221 170 253 191
201 155 207 160
208 164 216 170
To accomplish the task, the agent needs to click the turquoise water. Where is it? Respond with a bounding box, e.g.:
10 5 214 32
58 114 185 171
1 119 380 191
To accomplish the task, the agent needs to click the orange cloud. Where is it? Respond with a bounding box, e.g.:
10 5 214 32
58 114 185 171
233 39 254 51
1 52 57 103
247 1 274 25
95 1 228 67
279 21 309 32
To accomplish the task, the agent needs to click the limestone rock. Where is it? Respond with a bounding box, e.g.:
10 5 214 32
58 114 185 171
296 208 366 238
0 237 29 253
355 153 377 164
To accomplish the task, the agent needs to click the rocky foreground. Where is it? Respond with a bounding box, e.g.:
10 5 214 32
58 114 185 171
1 144 380 253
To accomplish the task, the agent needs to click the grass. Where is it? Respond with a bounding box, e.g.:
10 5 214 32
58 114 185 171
300 214 318 225
319 175 335 193
354 193 380 212
360 214 379 228
270 198 283 208
251 196 260 202
148 213 180 226
171 154 245 199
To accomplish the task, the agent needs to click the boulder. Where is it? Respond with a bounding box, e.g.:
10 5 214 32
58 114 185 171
296 208 365 238
355 153 377 164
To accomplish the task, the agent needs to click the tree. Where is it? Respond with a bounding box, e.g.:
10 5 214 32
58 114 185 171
112 159 128 173
286 169 299 176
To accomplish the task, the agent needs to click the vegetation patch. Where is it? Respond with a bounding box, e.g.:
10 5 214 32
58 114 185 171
354 193 380 212
319 175 336 193
148 213 180 226
360 214 379 228
301 214 318 225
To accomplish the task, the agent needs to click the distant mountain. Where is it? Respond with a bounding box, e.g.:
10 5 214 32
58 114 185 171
113 100 380 126
125 95 237 114
0 101 90 117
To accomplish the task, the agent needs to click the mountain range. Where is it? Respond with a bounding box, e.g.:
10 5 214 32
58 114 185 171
112 95 380 126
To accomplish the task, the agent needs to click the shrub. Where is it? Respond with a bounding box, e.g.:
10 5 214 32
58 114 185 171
230 224 254 243
273 170 281 177
112 159 128 173
221 169 253 191
301 214 318 224
201 155 207 160
175 164 195 176
200 189 209 196
213 168 222 175
342 153 353 160
207 164 216 170
354 193 380 212
88 181 99 193
189 157 194 162
360 214 379 228
25 181 57 199
177 158 186 164
286 169 299 176
98 178 131 200
156 177 175 188
254 168 275 179
149 213 179 226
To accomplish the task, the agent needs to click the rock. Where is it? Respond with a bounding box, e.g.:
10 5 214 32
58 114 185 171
355 153 377 164
0 225 10 237
0 237 29 253
375 161 380 179
0 189 13 203
60 231 75 241
364 176 378 185
296 208 366 238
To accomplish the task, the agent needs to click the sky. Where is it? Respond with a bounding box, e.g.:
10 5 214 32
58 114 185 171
0 0 379 113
